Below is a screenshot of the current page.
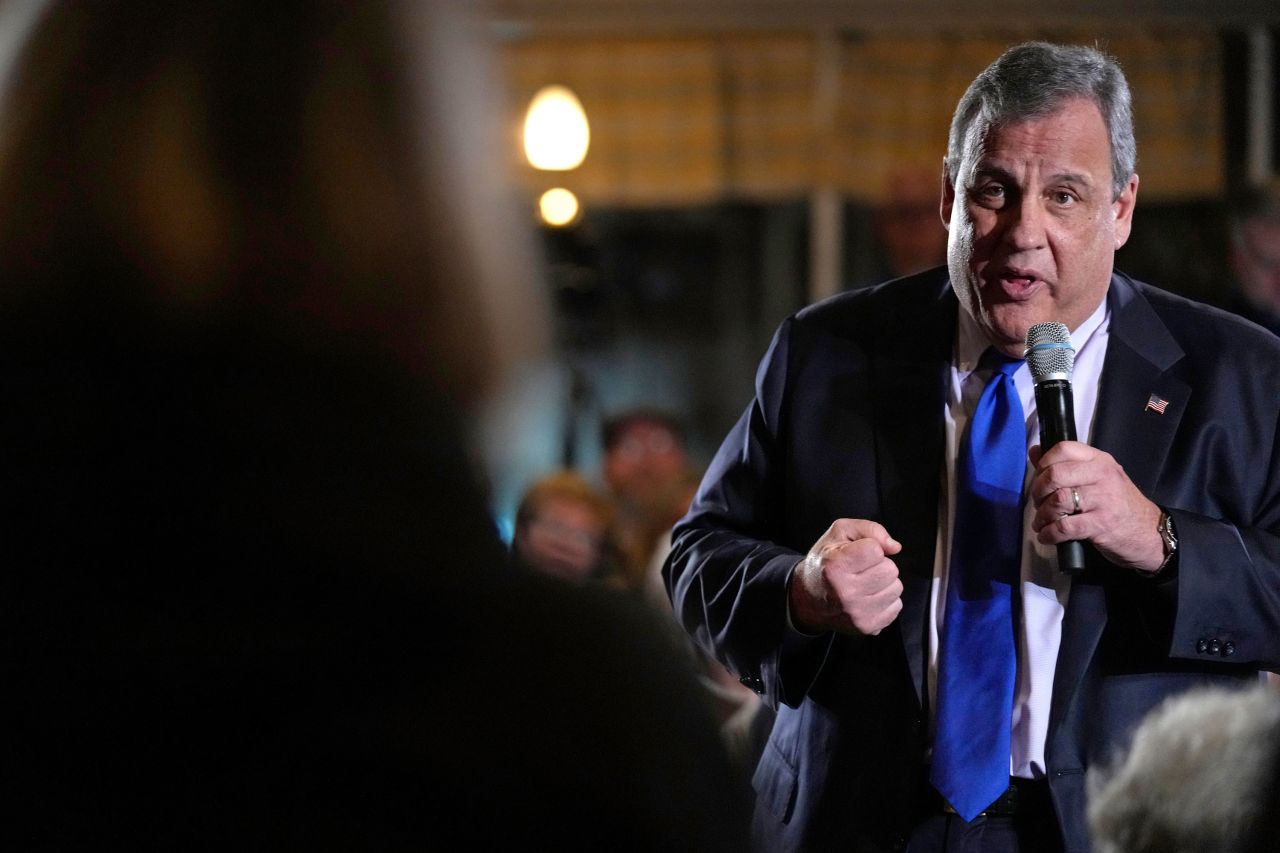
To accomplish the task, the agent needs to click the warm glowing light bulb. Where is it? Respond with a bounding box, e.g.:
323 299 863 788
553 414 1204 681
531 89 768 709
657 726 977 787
539 188 580 226
523 85 590 171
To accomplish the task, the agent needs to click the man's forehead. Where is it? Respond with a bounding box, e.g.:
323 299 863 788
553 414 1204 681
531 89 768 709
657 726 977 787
962 97 1105 155
958 99 1111 181
618 420 674 437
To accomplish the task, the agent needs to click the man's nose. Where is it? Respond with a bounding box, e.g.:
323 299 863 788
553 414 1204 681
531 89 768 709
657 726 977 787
1002 196 1048 252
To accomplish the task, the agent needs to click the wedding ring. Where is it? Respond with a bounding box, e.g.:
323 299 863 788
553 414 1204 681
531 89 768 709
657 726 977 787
1071 487 1082 515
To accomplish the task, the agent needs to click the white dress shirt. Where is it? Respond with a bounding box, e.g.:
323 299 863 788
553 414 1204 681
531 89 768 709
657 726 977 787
928 297 1110 779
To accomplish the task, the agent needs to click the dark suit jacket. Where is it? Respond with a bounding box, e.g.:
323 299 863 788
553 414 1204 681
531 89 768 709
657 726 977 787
665 267 1280 853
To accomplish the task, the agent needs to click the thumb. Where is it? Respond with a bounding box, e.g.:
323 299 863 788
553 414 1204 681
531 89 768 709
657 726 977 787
842 518 902 555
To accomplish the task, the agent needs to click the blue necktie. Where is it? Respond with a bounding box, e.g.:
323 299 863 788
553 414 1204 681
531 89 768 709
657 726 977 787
930 351 1026 821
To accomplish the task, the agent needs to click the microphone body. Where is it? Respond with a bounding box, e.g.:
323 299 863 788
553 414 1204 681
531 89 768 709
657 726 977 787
1025 323 1086 575
1033 379 1086 573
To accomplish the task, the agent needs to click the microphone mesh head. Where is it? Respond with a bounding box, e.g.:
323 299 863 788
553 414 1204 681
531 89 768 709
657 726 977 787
1024 322 1075 382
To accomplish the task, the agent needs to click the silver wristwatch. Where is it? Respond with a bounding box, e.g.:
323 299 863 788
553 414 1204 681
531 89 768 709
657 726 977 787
1157 511 1178 572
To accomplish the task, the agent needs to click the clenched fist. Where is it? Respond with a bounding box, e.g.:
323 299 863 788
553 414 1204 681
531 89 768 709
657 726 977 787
788 519 903 636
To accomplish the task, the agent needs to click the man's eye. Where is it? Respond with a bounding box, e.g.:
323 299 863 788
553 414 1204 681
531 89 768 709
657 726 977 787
972 184 1006 207
1051 191 1076 206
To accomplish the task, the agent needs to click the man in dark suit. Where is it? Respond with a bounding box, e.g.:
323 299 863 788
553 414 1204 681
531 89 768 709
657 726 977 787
665 42 1280 853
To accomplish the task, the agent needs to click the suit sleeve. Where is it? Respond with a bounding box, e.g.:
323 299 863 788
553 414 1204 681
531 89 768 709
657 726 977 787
1165 401 1280 669
663 318 835 710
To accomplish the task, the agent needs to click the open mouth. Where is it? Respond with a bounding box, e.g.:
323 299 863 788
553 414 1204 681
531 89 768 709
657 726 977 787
992 268 1043 299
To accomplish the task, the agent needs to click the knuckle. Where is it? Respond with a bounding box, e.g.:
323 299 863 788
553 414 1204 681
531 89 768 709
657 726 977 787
855 534 882 553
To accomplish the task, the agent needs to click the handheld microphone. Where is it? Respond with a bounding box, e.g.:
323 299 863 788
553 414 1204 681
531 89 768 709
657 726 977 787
1024 322 1086 575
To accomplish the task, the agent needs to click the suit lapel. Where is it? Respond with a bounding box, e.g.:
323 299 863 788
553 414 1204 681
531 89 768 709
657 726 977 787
1090 278 1189 494
871 278 955 707
1049 273 1188 737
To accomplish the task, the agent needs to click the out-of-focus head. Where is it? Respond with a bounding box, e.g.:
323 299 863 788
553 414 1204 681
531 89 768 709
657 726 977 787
0 0 546 410
875 167 948 279
1228 181 1280 315
942 42 1139 357
513 471 614 582
1088 685 1280 853
601 409 689 506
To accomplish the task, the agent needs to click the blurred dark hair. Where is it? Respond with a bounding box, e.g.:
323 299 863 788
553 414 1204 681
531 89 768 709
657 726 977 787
0 0 544 408
601 408 686 452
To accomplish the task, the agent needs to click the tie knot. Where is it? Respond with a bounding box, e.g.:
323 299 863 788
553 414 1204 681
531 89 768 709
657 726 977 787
980 348 1022 378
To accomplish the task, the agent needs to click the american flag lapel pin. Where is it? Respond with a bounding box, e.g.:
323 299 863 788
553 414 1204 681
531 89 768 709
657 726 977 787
1145 393 1169 414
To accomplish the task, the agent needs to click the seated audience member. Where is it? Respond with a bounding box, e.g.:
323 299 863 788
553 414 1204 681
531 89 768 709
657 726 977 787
4 2 748 849
512 470 616 582
601 408 692 588
1222 181 1280 334
1088 685 1280 853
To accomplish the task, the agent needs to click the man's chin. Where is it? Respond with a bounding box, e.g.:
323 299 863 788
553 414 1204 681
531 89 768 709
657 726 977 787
980 306 1040 355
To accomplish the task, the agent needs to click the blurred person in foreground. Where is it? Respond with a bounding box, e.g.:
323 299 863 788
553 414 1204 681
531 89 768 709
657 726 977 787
1088 685 1280 853
2 1 748 849
665 41 1280 853
512 470 616 583
1220 181 1280 335
601 408 692 589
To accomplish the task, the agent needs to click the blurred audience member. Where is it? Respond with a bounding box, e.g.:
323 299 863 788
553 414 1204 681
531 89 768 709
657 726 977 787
643 467 706 607
4 1 748 849
601 408 692 588
643 465 773 782
1088 685 1280 853
872 166 949 279
1223 181 1280 334
513 470 616 582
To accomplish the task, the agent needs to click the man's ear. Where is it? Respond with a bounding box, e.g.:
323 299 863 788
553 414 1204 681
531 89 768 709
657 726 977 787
1112 172 1139 249
941 164 955 230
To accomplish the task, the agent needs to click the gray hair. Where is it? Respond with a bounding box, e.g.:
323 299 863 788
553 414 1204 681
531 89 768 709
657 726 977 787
946 42 1136 200
1087 685 1280 853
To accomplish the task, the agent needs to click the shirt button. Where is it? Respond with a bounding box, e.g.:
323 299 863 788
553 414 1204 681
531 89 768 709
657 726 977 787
1208 639 1222 655
1223 641 1236 657
1197 638 1209 654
